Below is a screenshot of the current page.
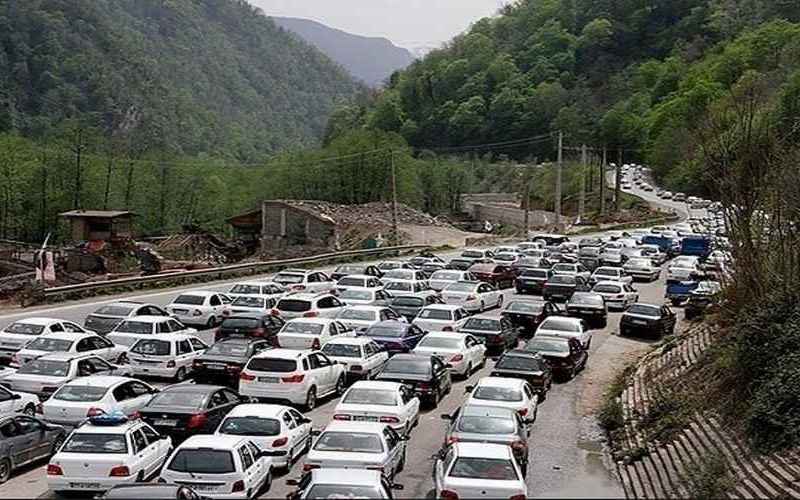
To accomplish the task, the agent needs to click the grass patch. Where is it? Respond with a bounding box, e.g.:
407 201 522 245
685 451 733 498
638 391 693 443
598 365 634 432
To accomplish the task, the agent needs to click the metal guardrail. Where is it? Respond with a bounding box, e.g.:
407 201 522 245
42 244 429 300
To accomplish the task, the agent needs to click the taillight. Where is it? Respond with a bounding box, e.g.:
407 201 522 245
511 440 527 451
442 326 454 332
166 360 176 368
446 436 459 445
192 360 203 370
379 416 400 424
333 414 352 421
86 407 105 417
226 364 242 373
109 465 130 477
232 480 245 493
303 464 319 472
450 354 463 362
518 408 528 417
311 337 321 350
252 328 266 337
240 372 256 381
272 437 288 447
187 413 208 429
270 309 281 316
303 311 319 318
47 464 63 476
349 365 363 372
509 495 527 500
441 490 460 500
281 373 305 383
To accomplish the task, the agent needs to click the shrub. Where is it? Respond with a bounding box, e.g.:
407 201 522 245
746 353 800 452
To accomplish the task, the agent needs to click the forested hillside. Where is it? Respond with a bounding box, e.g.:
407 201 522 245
332 0 800 195
0 0 362 161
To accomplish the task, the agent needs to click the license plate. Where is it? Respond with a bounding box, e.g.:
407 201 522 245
206 363 226 370
155 419 178 426
353 415 378 422
258 376 279 383
632 319 648 325
71 482 102 489
190 484 218 492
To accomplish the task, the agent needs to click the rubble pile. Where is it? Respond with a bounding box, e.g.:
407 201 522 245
286 201 453 229
158 227 247 264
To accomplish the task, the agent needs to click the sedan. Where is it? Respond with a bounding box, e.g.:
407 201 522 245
192 337 274 387
2 353 123 399
285 469 403 500
446 258 477 271
590 266 633 286
620 303 677 338
362 321 426 355
321 337 389 381
433 443 527 500
524 337 587 380
227 295 278 316
490 350 553 397
464 377 538 420
592 281 639 310
468 264 516 289
336 306 404 333
333 381 420 436
388 294 445 322
13 332 126 367
84 301 169 335
514 268 552 294
429 270 475 292
441 281 503 313
0 318 92 365
0 414 66 484
215 313 285 343
331 264 383 281
501 300 560 336
535 316 592 349
166 291 232 328
411 305 470 333
551 263 591 281
459 316 519 354
565 292 608 328
413 332 486 378
335 274 383 293
624 258 661 282
374 354 452 407
338 288 394 307
41 377 157 426
542 274 590 302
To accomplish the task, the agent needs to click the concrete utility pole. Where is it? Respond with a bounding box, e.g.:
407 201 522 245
600 146 607 216
390 151 399 245
579 144 587 221
615 147 623 212
555 131 563 226
522 157 537 233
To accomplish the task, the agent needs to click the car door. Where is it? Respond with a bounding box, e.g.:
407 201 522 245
130 427 153 476
89 335 117 361
312 352 336 393
382 426 403 473
237 444 259 491
84 356 117 376
188 337 208 358
434 446 456 491
175 339 194 369
280 410 301 458
62 322 88 334
207 294 223 320
431 356 447 394
126 381 157 411
398 386 419 429
0 386 19 415
140 424 170 473
464 335 485 366
206 390 232 430
315 273 334 293
288 408 311 456
0 418 29 465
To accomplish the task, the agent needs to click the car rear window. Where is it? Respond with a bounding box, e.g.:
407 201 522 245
131 339 171 356
18 359 69 376
221 318 261 329
93 305 134 317
594 268 620 277
63 433 127 454
173 295 205 306
205 342 250 357
391 297 423 307
340 289 372 300
473 386 523 402
496 355 546 372
444 282 476 293
53 385 107 402
149 391 205 409
382 357 430 375
232 296 267 308
384 270 415 280
463 318 500 331
539 318 580 332
114 320 153 334
338 309 376 321
431 271 462 281
314 432 384 453
218 417 281 437
364 325 406 338
385 282 412 292
627 304 660 316
281 322 324 336
229 284 261 295
505 302 544 314
322 343 361 358
417 336 461 349
274 273 304 284
521 269 548 278
457 415 516 434
461 250 483 258
449 458 518 480
338 277 366 287
418 309 452 320
569 294 604 306
594 284 622 294
548 275 575 284
277 299 312 312
343 388 397 406
3 322 44 335
307 486 381 498
168 449 236 474
247 358 297 373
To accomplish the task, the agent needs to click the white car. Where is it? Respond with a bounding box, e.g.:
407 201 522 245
42 376 158 426
0 318 92 364
160 435 283 499
434 443 527 500
667 256 701 281
47 413 173 493
304 421 407 480
215 404 312 470
84 301 170 335
460 248 495 262
273 293 346 320
336 306 404 332
228 295 278 315
107 316 198 349
413 332 486 378
515 241 544 252
13 331 127 367
166 291 232 328
600 247 624 266
228 281 287 299
128 334 208 381
321 337 389 381
239 349 346 410
441 281 502 313
379 269 428 286
333 381 420 435
465 376 538 420
276 318 354 350
624 257 661 281
592 281 639 310
493 253 520 265
0 384 38 416
335 274 383 292
286 469 402 500
590 266 633 286
3 353 125 399
493 246 520 255
550 263 591 281
273 269 335 294
338 288 394 306
383 279 436 299
412 305 470 333
535 316 592 349
429 270 474 292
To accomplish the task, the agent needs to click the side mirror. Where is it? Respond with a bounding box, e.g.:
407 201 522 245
10 393 20 400
440 413 452 421
285 479 300 486
391 484 405 491
464 385 474 393
311 430 321 436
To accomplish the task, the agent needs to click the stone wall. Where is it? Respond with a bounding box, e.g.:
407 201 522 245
261 201 336 250
469 202 555 229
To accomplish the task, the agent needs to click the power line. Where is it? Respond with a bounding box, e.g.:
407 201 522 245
416 133 555 153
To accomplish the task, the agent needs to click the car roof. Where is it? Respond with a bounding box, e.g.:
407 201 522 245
453 442 512 459
33 331 93 342
309 468 383 485
322 420 390 433
502 349 543 360
161 384 224 394
476 376 525 389
284 317 334 325
252 348 308 360
460 404 518 419
225 403 288 418
119 315 172 323
421 304 462 311
175 290 218 297
349 380 403 391
629 302 662 309
8 317 62 326
178 435 248 450
63 376 134 387
337 274 373 280
324 336 373 346
278 269 311 275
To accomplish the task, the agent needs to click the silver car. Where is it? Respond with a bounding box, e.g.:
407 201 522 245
2 352 125 399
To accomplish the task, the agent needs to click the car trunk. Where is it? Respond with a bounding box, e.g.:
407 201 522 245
413 319 452 332
139 407 196 433
55 453 128 479
307 450 384 469
277 333 319 349
443 477 522 498
490 368 546 389
392 306 421 321
44 400 99 424
334 403 399 423
6 374 64 395
169 472 237 495
84 315 123 334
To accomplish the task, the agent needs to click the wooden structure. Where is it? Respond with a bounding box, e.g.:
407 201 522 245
228 201 337 251
60 210 135 242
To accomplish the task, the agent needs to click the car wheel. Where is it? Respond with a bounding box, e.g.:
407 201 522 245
207 316 218 328
23 404 35 416
334 375 346 396
0 458 10 485
304 387 317 411
262 470 272 493
497 295 504 308
174 367 187 382
51 434 65 455
464 362 473 379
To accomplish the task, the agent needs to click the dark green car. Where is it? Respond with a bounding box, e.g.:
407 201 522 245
0 414 66 484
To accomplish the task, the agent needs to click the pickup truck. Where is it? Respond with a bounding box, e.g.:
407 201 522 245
680 235 713 259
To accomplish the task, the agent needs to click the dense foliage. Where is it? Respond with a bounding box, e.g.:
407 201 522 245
0 0 362 161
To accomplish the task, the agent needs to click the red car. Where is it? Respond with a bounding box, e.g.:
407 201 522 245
469 263 516 289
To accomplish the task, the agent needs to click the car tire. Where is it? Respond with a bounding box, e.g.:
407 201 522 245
0 458 10 485
464 362 473 379
207 316 218 328
304 387 317 411
174 367 187 382
497 295 504 308
334 375 346 396
23 404 35 416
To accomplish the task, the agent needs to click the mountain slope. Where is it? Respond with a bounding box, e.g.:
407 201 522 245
272 16 414 87
0 0 362 160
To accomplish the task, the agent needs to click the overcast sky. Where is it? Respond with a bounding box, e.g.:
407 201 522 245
249 0 510 49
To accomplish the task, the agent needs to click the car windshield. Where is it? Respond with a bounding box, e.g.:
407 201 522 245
384 270 415 280
168 449 236 474
449 458 518 480
3 322 45 335
148 391 205 409
322 343 361 358
172 295 205 306
131 339 171 356
431 271 462 281
338 309 377 321
24 337 73 352
281 322 324 336
391 297 423 307
221 318 260 329
17 359 69 376
521 269 548 278
232 296 267 308
364 325 406 338
444 282 476 293
569 294 604 306
93 305 134 317
472 386 523 402
62 434 127 454
594 284 622 294
517 258 542 267
314 432 384 453
53 385 107 402
306 486 382 499
274 273 305 284
553 264 575 272
463 318 500 331
539 318 580 332
594 268 620 277
628 259 651 267
627 305 660 316
205 342 250 357
337 265 364 274
461 250 483 258
418 336 462 349
218 417 281 437
383 358 430 375
496 355 546 372
343 388 397 406
457 415 516 434
247 358 297 373
341 289 373 300
385 282 412 292
277 299 312 312
418 309 452 320
505 302 544 314
229 284 262 295
495 254 516 261
548 275 575 284
114 320 153 334
338 277 367 287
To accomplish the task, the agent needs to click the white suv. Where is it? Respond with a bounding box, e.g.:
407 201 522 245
166 291 232 328
239 349 346 410
273 293 345 320
107 316 197 349
273 269 335 294
127 334 208 381
0 318 92 365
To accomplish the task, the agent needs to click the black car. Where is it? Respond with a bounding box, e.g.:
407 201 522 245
501 300 560 336
215 313 285 343
578 247 602 272
331 264 383 281
542 274 590 302
0 414 66 484
101 484 203 500
388 295 444 322
375 353 452 407
138 385 245 442
459 315 519 353
515 268 552 295
511 257 552 276
490 349 553 397
565 292 608 328
421 262 446 277
362 321 427 355
620 303 677 338
446 258 476 271
524 336 587 380
193 337 273 387
579 237 603 248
